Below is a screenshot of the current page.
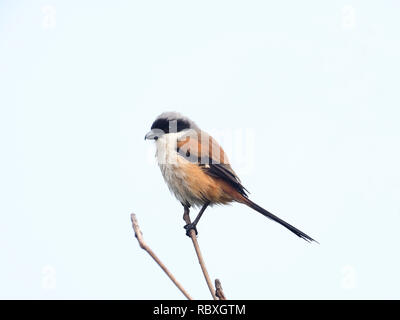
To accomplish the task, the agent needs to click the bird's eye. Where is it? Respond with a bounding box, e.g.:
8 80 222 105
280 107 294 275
186 150 190 157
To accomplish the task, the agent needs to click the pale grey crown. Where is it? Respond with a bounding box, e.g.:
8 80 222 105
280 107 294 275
150 112 200 134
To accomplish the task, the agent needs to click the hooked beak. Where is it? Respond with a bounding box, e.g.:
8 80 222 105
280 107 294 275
144 130 159 141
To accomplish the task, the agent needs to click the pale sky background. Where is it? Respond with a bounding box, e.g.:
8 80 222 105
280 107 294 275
1 1 400 299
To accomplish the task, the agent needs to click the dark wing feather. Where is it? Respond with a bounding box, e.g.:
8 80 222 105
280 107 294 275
204 163 249 197
176 130 249 197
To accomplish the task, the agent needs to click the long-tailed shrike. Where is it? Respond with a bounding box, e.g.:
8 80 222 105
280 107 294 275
145 112 316 242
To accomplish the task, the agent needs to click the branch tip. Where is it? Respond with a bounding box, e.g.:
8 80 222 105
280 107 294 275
130 213 192 300
215 279 227 300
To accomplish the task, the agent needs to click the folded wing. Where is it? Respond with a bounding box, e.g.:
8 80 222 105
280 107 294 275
176 130 249 197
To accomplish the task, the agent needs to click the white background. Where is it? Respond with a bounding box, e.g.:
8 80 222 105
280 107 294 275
1 1 399 299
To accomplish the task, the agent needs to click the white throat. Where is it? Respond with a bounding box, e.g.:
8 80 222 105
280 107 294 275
154 132 186 165
154 131 200 206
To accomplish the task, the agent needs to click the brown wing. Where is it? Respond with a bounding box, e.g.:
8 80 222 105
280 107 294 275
177 130 249 197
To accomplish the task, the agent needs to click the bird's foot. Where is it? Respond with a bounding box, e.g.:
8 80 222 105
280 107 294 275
184 223 198 237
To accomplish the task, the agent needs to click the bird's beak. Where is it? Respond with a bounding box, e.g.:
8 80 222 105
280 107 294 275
144 130 159 140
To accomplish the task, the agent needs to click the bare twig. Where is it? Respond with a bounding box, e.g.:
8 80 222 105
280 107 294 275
215 279 227 300
130 213 192 300
183 207 218 300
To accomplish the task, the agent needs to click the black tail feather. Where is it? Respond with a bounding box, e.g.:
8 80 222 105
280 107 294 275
244 199 317 243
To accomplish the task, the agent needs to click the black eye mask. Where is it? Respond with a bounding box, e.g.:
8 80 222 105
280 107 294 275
150 118 191 134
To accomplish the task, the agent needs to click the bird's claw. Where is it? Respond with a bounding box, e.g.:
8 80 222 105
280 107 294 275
184 223 198 237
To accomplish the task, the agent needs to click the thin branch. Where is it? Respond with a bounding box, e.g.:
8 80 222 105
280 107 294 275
130 213 192 300
183 208 217 300
215 279 227 300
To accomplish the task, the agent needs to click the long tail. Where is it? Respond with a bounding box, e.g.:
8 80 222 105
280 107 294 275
242 198 317 243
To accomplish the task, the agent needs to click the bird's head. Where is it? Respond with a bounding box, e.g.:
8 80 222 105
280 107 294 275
144 112 199 141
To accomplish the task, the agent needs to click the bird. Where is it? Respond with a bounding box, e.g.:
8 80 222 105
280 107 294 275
145 112 317 243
